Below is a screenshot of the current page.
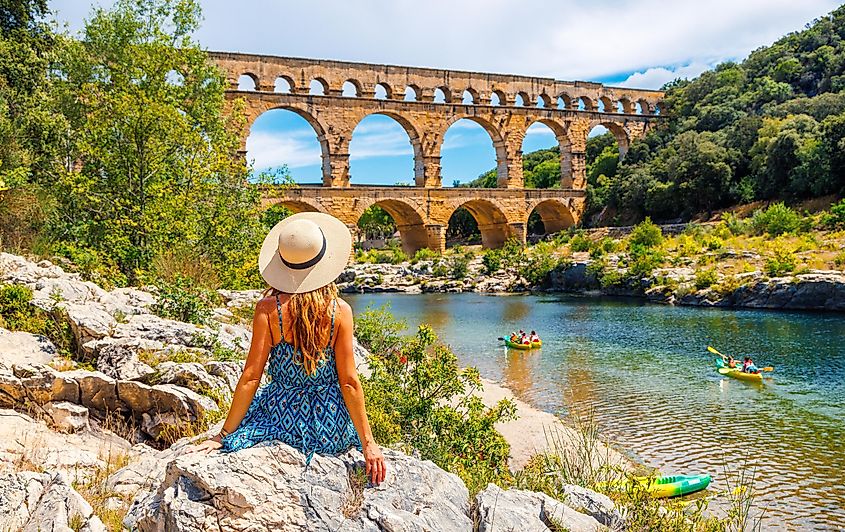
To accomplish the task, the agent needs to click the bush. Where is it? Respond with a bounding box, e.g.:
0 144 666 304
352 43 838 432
449 254 470 279
412 248 439 262
835 251 845 269
569 233 592 253
764 245 797 277
0 284 76 357
627 247 665 278
821 199 845 229
151 276 218 325
519 250 566 287
721 212 748 236
499 238 526 271
750 203 803 235
481 249 502 274
53 242 128 289
629 218 663 249
694 268 718 290
355 306 516 494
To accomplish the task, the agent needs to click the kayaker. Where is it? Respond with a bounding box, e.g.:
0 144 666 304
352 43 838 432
725 355 738 368
742 356 759 374
529 330 540 343
520 332 530 345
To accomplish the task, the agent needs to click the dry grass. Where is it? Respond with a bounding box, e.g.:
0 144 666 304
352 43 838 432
341 466 369 518
73 447 132 532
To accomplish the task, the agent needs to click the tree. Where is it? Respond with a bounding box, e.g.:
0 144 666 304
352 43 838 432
358 205 396 240
49 0 257 287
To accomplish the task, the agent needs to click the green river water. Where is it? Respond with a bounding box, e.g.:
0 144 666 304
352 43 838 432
346 293 845 530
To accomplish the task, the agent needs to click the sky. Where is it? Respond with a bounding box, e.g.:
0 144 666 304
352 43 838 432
50 0 843 185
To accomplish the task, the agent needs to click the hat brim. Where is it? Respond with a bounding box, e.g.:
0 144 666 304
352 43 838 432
258 212 352 294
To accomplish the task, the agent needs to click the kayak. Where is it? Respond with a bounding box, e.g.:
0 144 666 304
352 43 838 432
502 334 541 350
715 358 764 383
636 474 711 498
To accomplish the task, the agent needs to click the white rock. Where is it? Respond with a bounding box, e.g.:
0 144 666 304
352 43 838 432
475 483 603 532
43 401 90 433
0 328 57 367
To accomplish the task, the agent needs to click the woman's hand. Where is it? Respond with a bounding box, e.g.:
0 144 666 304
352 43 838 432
363 441 386 484
188 435 223 454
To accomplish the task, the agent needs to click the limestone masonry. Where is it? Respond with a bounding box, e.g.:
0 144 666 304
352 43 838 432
210 51 666 253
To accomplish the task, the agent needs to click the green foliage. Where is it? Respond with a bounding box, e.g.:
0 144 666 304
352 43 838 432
448 253 470 280
629 218 663 249
53 242 127 289
568 233 591 252
355 306 516 494
627 247 665 278
821 199 845 229
355 241 408 265
519 248 566 287
694 268 718 290
150 276 218 325
764 245 797 277
749 203 803 235
412 248 439 262
481 248 503 274
0 284 75 357
358 205 396 240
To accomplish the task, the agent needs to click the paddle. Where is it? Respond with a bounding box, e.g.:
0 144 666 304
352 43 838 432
708 346 773 372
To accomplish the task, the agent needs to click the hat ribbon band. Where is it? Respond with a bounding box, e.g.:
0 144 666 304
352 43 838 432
279 230 327 270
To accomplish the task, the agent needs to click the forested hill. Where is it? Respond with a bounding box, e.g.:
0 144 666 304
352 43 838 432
464 5 845 225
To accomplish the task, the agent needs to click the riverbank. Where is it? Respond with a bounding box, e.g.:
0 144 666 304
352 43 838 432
343 208 845 312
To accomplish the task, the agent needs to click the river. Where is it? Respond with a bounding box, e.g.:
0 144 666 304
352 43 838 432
345 292 845 530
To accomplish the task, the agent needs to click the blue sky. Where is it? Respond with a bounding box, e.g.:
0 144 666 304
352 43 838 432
51 0 843 185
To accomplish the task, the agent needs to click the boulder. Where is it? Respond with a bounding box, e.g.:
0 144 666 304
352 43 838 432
62 302 117 347
0 471 106 532
475 483 602 532
561 484 625 529
205 361 242 391
125 441 473 532
154 362 228 396
43 401 90 433
96 341 156 381
0 328 57 367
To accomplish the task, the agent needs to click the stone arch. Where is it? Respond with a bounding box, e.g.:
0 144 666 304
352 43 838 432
526 118 571 189
637 99 651 115
617 97 633 114
445 199 515 249
247 106 332 185
490 89 506 106
238 73 258 91
266 198 327 214
654 101 666 115
434 86 450 103
514 91 529 107
442 115 508 188
577 96 594 111
462 88 479 105
536 93 552 108
598 96 613 113
349 111 425 185
356 198 430 255
342 79 361 97
588 120 630 159
274 76 294 93
527 199 576 235
404 85 420 102
309 78 329 95
557 92 573 109
374 82 392 100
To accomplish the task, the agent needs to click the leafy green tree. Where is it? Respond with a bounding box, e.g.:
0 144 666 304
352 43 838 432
49 0 259 287
358 205 396 239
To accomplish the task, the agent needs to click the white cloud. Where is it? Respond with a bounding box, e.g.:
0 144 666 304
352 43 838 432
48 0 841 85
616 62 714 90
246 130 321 169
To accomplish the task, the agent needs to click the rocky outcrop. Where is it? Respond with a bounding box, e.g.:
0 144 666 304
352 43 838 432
0 471 107 532
122 438 613 532
0 328 57 366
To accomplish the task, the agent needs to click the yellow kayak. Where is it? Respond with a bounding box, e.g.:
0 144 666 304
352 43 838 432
715 359 763 383
503 334 541 350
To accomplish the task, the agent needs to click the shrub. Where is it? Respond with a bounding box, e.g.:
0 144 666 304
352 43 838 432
750 203 803 236
53 242 127 289
629 218 663 249
481 249 503 274
694 268 718 290
627 247 664 278
569 233 592 252
412 248 439 262
151 276 218 325
835 251 845 269
721 212 748 236
499 238 526 270
449 254 470 279
764 245 797 277
821 199 845 229
355 307 516 494
0 284 76 357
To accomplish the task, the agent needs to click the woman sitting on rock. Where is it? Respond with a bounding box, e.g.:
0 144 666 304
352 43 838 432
191 213 386 484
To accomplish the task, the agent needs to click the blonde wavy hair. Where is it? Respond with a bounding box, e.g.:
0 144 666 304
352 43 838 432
264 283 339 375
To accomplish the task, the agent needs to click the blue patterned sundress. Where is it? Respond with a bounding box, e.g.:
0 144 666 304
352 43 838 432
222 296 361 463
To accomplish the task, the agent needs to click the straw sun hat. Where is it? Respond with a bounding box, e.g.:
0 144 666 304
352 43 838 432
258 212 352 294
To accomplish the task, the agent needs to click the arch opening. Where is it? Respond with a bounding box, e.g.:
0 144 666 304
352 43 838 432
349 113 421 186
447 199 513 249
637 99 651 115
274 76 293 93
246 108 328 185
514 92 528 107
433 87 449 103
577 97 593 111
358 199 429 256
522 121 564 189
536 94 551 108
462 89 477 105
490 90 504 106
309 79 327 95
404 85 419 102
342 80 360 97
238 73 257 91
557 93 571 109
442 117 506 188
528 200 576 237
598 96 613 113
374 83 391 100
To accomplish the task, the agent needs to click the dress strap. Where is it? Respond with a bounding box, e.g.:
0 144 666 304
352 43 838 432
327 298 338 346
275 294 284 341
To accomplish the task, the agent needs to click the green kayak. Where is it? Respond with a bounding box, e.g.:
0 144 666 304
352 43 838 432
636 474 712 498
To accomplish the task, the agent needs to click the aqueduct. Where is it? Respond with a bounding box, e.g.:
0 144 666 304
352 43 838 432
210 51 666 253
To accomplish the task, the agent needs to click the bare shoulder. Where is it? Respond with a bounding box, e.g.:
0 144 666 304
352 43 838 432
335 297 353 321
254 295 277 316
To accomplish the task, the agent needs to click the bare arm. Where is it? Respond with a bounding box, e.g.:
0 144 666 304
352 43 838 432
334 299 386 483
192 297 274 452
